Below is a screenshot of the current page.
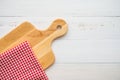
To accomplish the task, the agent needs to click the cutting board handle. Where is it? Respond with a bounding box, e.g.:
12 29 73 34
32 19 68 69
46 19 68 45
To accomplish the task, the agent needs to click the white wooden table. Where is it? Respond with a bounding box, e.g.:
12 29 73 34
0 0 120 80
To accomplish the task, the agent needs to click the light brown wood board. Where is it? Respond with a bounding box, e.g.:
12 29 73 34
0 19 68 70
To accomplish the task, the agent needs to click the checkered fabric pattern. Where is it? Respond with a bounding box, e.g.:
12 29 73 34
0 41 48 80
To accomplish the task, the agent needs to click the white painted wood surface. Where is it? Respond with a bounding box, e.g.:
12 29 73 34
0 0 120 80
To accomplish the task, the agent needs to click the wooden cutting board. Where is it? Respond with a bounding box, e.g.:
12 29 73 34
0 19 68 70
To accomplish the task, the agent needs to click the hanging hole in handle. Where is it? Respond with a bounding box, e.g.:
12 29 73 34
56 25 62 30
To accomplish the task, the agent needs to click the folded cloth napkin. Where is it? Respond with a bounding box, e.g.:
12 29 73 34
0 41 48 80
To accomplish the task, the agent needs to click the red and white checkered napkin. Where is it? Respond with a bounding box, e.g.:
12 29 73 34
0 41 48 80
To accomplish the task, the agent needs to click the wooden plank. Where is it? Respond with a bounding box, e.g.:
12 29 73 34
46 64 120 80
52 39 120 63
0 0 120 17
0 17 120 40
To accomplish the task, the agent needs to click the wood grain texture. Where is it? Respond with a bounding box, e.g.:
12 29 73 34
0 0 120 79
